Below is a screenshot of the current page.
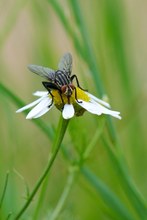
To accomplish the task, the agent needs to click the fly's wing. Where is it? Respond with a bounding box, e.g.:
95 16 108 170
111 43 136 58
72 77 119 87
27 64 55 81
58 53 72 76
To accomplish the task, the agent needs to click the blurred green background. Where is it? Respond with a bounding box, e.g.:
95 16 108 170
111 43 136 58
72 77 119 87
0 0 147 219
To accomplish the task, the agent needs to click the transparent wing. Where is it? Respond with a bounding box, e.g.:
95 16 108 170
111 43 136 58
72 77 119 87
58 53 72 75
28 64 55 81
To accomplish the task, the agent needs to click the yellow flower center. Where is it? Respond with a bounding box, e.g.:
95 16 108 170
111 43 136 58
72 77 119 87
49 87 90 117
51 87 90 106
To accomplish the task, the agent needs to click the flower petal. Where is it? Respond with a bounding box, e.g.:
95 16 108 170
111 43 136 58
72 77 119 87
62 104 75 119
33 91 48 97
26 97 52 119
33 104 54 118
77 100 121 119
86 92 111 108
16 96 44 113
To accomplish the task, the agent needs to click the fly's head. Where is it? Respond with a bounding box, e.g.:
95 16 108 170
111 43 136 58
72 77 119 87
61 84 75 97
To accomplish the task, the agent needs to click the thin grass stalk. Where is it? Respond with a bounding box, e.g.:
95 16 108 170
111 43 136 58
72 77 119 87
82 118 105 159
49 169 77 220
6 213 12 220
102 137 147 219
14 117 69 219
0 171 9 209
33 174 51 219
81 166 135 220
49 0 85 59
69 0 105 96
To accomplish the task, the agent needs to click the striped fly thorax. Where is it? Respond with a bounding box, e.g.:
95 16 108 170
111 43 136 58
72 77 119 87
55 70 71 88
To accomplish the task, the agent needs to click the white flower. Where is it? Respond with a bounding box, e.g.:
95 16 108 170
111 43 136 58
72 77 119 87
16 88 121 120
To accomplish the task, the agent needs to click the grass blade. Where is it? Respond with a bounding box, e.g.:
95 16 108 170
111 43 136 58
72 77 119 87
81 166 136 220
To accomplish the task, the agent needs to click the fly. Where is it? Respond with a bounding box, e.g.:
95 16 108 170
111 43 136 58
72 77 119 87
28 53 86 107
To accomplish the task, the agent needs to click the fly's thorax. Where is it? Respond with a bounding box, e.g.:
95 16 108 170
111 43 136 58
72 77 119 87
55 70 71 88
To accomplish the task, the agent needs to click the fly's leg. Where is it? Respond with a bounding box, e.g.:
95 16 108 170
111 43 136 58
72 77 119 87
43 82 65 110
71 75 87 91
58 90 65 108
74 87 82 103
42 81 59 108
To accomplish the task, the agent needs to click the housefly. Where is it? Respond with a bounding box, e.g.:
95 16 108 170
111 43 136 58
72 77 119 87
28 53 85 106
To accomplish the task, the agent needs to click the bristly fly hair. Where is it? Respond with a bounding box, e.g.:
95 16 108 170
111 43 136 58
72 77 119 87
27 53 86 107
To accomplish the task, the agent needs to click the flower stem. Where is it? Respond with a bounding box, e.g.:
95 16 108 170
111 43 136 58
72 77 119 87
14 117 69 220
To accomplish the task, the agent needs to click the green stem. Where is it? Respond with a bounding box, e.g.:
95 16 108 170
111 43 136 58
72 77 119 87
33 174 51 219
0 171 9 209
49 0 84 58
69 0 105 97
49 169 77 220
14 117 69 220
102 137 147 219
83 118 105 159
81 166 135 220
